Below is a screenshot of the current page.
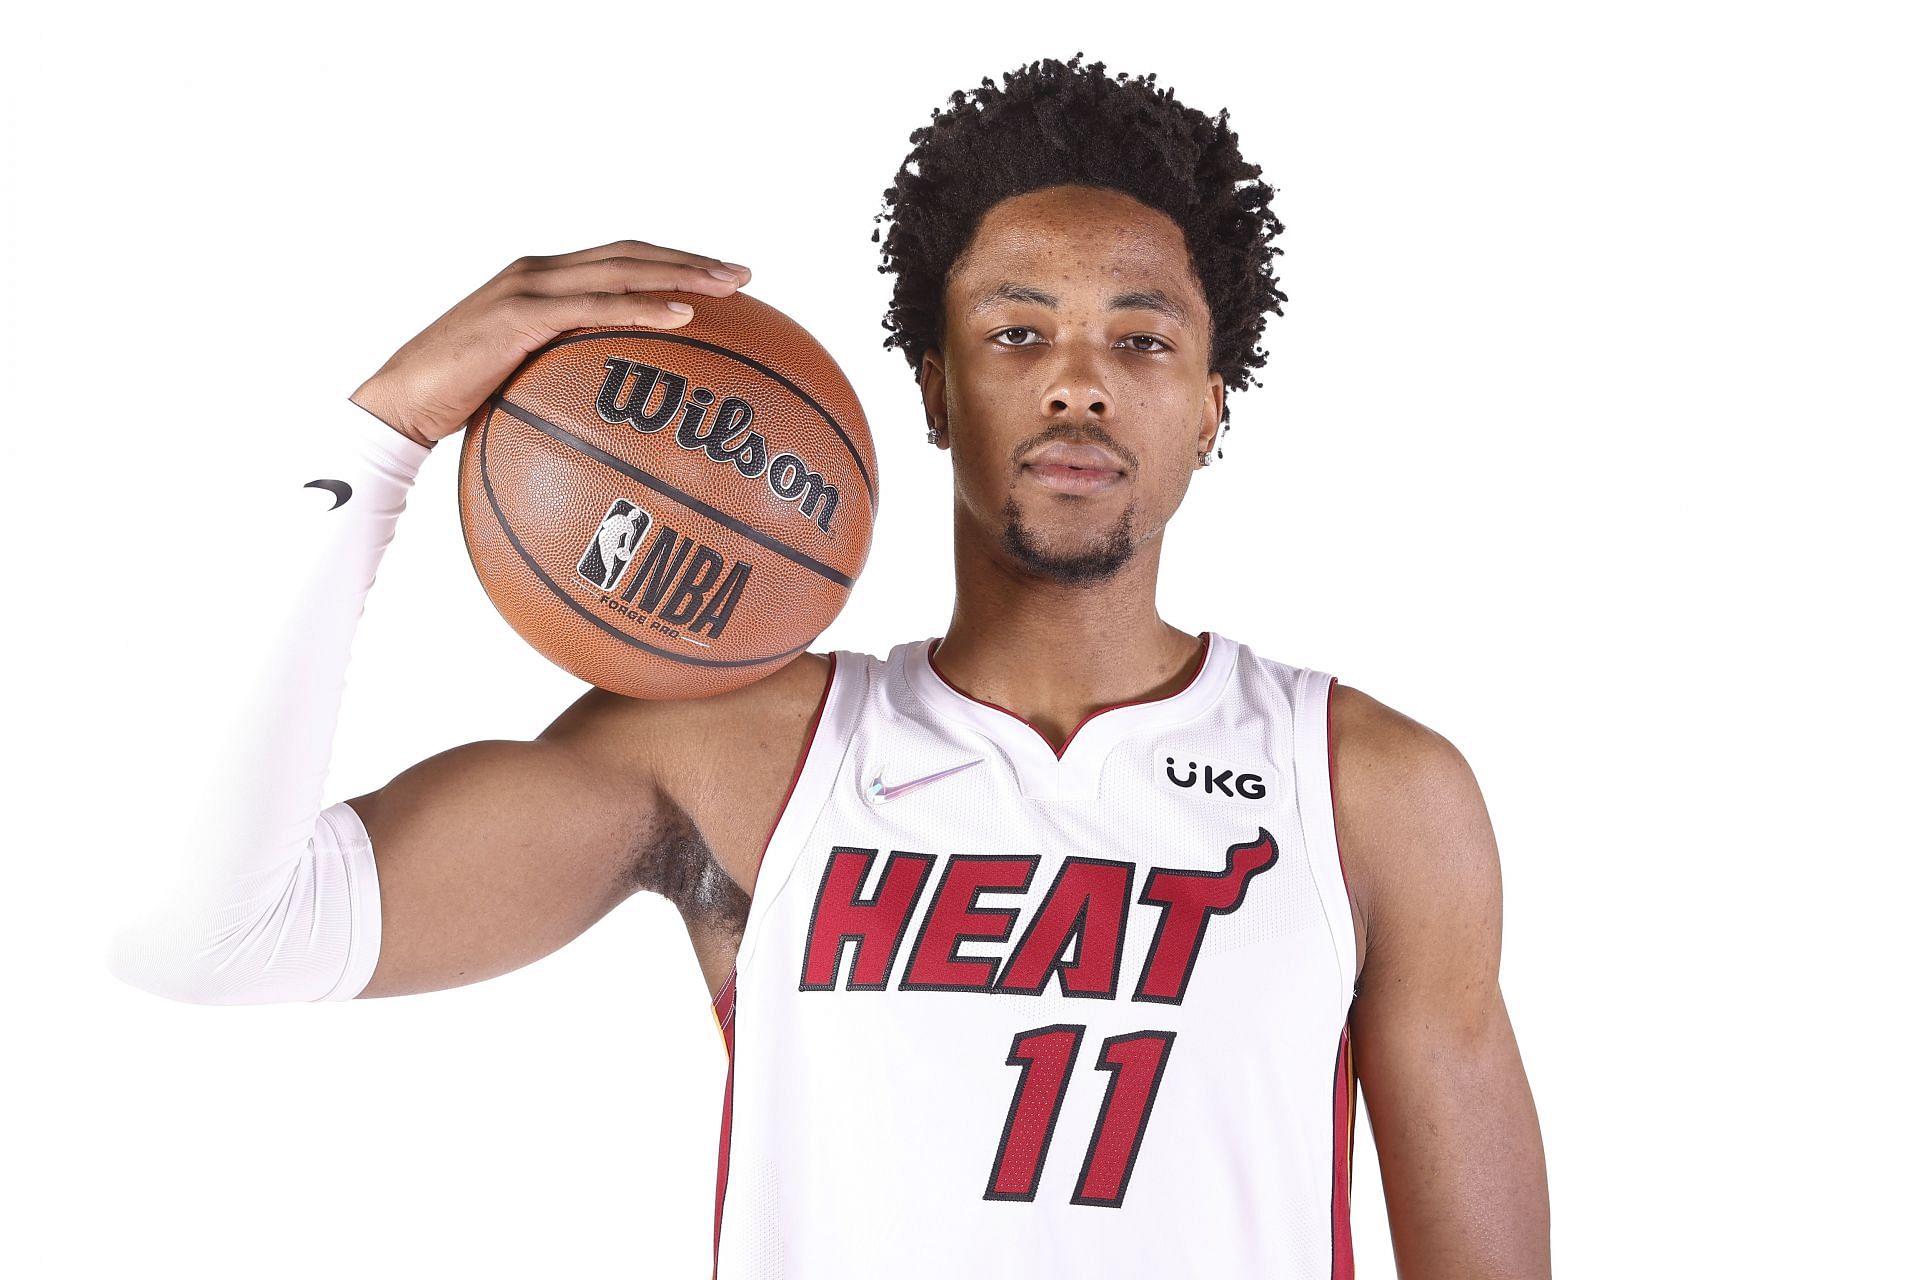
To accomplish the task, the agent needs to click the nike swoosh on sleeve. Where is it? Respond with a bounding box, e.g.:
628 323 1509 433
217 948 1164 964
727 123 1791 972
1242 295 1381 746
304 479 353 510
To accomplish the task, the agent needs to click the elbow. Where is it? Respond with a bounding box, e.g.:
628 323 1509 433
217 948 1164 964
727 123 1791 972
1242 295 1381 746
105 877 370 1006
106 908 235 1005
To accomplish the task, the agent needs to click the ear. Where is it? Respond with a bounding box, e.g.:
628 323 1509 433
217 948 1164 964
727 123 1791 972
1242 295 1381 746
1196 370 1225 463
919 348 948 449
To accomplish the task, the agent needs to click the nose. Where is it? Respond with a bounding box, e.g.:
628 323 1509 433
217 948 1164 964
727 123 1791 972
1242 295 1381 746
1043 350 1110 420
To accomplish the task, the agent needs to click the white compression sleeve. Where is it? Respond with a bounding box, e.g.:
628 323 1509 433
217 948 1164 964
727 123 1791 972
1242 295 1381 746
107 399 432 1004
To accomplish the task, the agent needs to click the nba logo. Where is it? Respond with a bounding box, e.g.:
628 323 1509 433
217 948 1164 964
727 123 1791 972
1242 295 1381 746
577 498 653 593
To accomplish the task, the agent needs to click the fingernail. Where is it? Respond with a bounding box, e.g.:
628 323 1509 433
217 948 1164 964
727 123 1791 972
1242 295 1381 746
667 301 693 314
722 262 750 275
706 267 740 281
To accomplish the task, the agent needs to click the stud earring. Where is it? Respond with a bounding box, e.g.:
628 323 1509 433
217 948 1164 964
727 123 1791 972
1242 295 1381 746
926 425 939 445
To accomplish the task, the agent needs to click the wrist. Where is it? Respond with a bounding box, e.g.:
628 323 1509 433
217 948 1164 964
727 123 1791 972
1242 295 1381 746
348 384 433 451
342 394 433 480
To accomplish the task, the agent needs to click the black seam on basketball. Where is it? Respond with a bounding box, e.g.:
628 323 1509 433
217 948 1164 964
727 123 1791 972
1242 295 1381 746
523 328 876 503
477 407 811 670
493 394 857 591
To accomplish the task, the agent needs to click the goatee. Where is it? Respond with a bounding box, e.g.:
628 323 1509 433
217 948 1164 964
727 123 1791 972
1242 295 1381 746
999 496 1136 585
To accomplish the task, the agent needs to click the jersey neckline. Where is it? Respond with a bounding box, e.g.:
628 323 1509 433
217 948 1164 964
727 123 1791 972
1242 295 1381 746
904 631 1237 800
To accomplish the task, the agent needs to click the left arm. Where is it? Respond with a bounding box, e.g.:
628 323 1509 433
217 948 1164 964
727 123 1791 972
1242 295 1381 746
1331 684 1551 1278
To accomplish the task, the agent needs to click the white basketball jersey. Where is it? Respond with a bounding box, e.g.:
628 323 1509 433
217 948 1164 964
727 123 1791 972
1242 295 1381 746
707 631 1358 1278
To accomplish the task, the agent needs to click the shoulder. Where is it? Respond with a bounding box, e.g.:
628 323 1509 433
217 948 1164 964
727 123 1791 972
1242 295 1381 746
1327 683 1497 982
1328 682 1473 794
536 650 840 790
533 651 846 895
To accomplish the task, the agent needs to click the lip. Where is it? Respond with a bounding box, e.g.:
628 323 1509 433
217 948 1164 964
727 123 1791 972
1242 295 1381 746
1025 442 1126 472
1020 440 1127 494
1022 462 1125 495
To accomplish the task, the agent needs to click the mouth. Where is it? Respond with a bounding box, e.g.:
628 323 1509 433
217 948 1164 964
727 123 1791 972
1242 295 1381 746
1020 440 1128 495
1022 461 1125 495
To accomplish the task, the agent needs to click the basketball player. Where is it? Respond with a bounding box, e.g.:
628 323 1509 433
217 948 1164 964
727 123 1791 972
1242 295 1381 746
111 55 1549 1278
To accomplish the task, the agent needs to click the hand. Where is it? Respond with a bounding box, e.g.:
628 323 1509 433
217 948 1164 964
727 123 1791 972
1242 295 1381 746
349 240 752 448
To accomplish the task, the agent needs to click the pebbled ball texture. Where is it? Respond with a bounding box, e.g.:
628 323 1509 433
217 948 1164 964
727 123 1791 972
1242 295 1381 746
458 289 878 699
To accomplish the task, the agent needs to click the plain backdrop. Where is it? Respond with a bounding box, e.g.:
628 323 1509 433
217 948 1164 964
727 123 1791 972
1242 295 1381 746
4 1 1913 1275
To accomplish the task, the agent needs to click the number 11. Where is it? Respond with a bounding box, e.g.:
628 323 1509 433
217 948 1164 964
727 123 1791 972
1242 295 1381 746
983 1024 1178 1208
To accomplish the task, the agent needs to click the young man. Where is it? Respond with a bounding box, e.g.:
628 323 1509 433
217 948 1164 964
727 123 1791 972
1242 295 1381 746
111 55 1549 1278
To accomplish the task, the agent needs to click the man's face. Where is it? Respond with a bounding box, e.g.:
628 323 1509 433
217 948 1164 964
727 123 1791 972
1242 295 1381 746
920 183 1224 587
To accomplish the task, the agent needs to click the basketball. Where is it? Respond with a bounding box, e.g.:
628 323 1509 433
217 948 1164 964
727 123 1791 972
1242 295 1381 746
456 289 877 700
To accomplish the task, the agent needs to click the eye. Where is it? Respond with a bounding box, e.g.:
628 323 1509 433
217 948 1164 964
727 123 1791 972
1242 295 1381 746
990 326 1042 347
1122 334 1170 353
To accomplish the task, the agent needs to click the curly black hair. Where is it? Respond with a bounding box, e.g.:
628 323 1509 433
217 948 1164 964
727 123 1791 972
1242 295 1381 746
872 53 1286 426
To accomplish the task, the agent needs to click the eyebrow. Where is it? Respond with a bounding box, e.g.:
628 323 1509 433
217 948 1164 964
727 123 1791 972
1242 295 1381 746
967 282 1193 328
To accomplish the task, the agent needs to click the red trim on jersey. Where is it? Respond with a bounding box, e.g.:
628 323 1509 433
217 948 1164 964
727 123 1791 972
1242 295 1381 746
1331 1022 1356 1279
710 968 737 1039
925 632 1212 760
1326 678 1357 1277
710 969 737 1280
713 652 836 1277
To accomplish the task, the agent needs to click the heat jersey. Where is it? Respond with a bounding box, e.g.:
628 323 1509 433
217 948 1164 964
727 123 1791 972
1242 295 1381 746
708 631 1359 1278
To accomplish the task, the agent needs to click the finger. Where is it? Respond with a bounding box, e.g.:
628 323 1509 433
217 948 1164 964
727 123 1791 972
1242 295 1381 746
512 288 700 335
517 256 747 299
520 239 750 280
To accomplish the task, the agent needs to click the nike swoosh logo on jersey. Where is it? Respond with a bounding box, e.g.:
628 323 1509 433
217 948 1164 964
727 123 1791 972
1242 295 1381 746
867 757 985 804
304 478 353 510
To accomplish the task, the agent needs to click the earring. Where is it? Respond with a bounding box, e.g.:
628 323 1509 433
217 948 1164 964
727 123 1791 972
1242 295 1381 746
926 425 939 445
1198 450 1212 468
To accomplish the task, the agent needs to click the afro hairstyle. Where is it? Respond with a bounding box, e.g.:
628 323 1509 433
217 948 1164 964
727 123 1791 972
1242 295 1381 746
872 53 1286 427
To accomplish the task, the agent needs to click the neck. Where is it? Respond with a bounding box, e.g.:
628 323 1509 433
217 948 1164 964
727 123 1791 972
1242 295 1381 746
932 507 1206 754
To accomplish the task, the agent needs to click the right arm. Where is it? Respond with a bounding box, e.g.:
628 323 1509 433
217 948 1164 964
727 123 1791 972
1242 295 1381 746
339 730 671 1000
107 241 755 1004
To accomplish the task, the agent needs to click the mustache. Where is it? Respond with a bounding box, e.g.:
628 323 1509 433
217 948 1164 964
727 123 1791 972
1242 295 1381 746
1011 423 1138 471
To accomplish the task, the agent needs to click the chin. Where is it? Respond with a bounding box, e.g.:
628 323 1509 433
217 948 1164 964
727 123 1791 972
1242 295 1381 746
999 497 1138 586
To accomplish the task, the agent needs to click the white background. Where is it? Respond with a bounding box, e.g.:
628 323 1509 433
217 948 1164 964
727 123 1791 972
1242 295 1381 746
4 1 1913 1275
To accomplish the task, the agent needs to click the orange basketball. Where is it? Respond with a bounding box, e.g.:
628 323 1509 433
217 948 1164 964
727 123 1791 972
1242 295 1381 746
457 290 877 699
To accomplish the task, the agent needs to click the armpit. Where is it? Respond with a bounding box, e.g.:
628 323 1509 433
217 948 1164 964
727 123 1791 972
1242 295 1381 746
625 791 750 939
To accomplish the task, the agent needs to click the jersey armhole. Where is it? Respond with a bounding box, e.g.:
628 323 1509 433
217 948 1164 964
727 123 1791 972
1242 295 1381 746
728 650 865 978
1294 669 1359 1011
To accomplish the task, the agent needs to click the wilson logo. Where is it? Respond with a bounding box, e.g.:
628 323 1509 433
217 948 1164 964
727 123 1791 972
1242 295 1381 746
1164 757 1266 800
596 356 841 535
